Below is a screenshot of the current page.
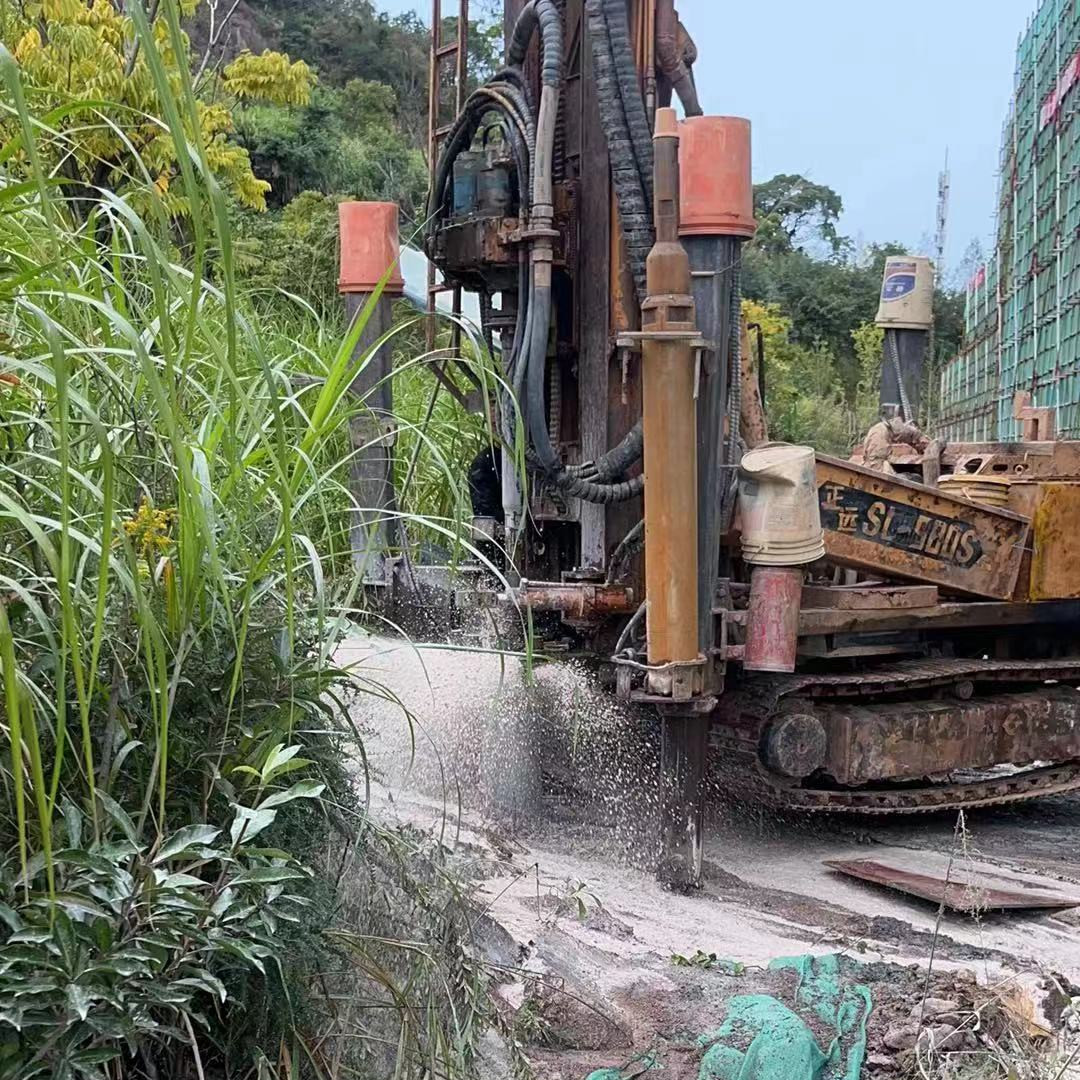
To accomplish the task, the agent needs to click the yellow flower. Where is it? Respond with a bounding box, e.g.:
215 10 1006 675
122 498 177 559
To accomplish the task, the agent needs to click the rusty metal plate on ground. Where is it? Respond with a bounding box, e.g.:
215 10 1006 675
825 849 1080 912
816 455 1031 600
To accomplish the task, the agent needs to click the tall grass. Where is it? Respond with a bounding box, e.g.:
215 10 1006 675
0 12 505 1078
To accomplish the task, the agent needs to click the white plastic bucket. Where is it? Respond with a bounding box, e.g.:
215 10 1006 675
738 444 826 566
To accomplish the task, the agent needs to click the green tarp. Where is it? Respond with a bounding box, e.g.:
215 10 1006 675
585 954 872 1080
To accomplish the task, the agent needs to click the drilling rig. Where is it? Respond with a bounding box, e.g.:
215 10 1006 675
341 0 1080 891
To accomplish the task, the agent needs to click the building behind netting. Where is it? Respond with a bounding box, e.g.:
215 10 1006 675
940 0 1080 441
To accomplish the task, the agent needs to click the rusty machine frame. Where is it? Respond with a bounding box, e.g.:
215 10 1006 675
371 0 1080 890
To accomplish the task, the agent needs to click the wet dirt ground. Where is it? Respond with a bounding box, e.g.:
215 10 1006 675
340 634 1080 1077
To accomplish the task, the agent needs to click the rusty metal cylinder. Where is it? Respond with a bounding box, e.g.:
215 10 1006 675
642 108 699 673
339 202 403 581
338 201 405 295
518 581 637 621
744 565 804 673
678 116 755 239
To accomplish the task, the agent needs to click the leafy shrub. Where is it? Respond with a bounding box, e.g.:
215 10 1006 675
0 771 319 1079
0 16 503 1077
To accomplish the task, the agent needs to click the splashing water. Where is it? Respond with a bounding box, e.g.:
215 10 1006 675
338 633 666 869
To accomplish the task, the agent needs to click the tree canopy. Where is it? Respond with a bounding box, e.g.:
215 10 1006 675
4 0 313 215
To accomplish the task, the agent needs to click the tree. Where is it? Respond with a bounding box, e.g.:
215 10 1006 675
3 0 312 217
743 241 908 394
243 0 503 148
233 80 427 215
743 298 854 453
752 174 847 257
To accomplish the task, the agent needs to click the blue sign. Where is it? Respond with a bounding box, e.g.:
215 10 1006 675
882 273 916 301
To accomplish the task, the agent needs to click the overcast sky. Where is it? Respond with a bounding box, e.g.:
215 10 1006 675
377 1 1029 283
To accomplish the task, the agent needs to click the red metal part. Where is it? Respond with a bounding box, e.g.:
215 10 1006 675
678 116 755 238
744 566 804 673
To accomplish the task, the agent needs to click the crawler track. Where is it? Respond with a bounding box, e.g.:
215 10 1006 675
711 658 1080 813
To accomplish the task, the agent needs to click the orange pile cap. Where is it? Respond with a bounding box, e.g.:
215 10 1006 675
679 116 756 239
338 201 405 295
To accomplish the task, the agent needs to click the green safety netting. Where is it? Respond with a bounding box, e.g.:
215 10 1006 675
585 954 872 1080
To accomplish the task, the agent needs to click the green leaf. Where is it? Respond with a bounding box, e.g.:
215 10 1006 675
95 792 139 846
231 866 306 886
155 871 207 890
52 912 77 970
175 969 228 1003
230 806 277 847
7 929 52 944
52 893 109 920
153 824 221 864
0 903 21 933
214 938 266 975
260 743 302 784
66 984 93 1022
256 780 325 811
62 799 83 849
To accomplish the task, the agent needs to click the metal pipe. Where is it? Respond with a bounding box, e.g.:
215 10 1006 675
338 202 405 584
641 107 699 673
658 714 708 892
744 566 804 673
518 581 637 621
687 235 738 658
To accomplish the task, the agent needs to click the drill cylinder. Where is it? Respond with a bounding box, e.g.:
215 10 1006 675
642 108 700 677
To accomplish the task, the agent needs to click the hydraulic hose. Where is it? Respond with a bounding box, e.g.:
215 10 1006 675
584 0 653 300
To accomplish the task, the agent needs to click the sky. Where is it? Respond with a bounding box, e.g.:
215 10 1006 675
377 0 1028 284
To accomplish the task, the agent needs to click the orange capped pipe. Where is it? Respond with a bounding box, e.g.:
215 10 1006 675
678 116 755 238
338 201 404 295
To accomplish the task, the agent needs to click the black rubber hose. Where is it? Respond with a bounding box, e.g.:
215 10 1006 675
508 1 538 67
584 0 652 302
557 471 644 503
601 0 654 210
537 0 563 86
605 518 644 582
594 420 643 480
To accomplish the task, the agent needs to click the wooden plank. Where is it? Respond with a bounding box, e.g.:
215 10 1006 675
826 851 1080 912
817 454 1031 601
790 599 1080 637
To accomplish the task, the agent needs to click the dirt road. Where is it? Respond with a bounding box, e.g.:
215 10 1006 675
341 634 1080 1077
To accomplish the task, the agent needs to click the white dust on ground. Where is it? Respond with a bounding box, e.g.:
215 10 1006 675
337 633 1080 987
